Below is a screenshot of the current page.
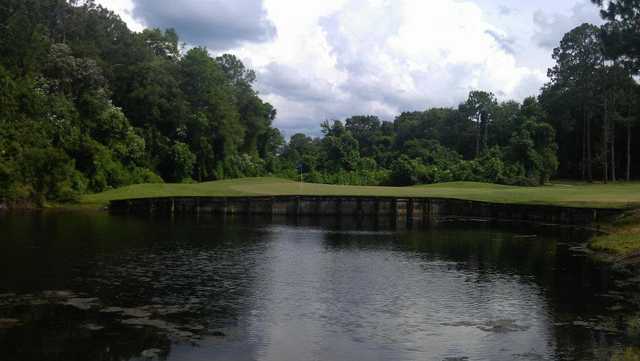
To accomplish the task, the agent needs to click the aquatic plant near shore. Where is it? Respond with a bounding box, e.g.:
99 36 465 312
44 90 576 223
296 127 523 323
590 211 640 258
612 348 640 361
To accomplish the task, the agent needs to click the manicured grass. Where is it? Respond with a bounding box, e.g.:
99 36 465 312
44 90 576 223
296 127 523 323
81 177 640 209
82 177 640 256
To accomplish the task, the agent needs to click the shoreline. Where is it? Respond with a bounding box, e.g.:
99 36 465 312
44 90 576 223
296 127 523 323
108 195 629 227
4 177 640 261
588 210 640 263
108 195 640 260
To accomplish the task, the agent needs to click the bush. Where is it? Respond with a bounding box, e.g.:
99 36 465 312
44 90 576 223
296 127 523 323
89 145 130 191
0 159 17 200
80 140 163 191
472 147 506 183
169 142 196 182
20 147 85 203
499 163 538 186
390 155 420 185
302 169 390 186
224 154 266 178
129 167 164 184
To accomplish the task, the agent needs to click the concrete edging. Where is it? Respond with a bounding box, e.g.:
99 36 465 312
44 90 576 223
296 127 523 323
109 195 627 226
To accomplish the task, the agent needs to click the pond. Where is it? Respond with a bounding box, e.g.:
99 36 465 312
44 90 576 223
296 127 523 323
0 211 636 361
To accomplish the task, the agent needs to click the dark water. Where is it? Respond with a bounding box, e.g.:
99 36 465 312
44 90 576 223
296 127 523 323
0 211 637 361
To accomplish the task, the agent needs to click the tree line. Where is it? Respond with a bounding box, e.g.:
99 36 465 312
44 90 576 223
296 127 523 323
0 0 283 204
279 95 558 186
0 0 639 206
280 0 640 186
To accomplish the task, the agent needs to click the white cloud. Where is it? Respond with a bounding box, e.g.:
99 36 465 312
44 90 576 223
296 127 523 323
95 0 604 137
245 0 548 135
130 0 276 50
533 1 604 49
95 0 144 32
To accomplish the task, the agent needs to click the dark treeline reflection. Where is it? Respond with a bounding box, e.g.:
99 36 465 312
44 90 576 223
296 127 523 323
0 212 631 361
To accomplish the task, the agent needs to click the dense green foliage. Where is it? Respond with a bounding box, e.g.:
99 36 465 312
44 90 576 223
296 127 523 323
0 0 282 204
541 22 640 182
1 0 640 206
282 95 559 187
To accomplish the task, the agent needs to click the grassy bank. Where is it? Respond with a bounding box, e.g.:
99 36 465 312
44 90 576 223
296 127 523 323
589 210 640 259
81 177 640 257
81 177 640 209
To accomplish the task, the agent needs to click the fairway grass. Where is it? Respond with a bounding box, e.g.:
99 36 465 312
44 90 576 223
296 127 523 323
83 177 640 257
81 177 640 209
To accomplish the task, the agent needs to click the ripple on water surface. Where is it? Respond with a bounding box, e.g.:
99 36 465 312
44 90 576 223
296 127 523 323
0 213 632 361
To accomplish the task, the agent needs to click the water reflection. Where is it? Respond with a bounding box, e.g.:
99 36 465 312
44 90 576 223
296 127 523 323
0 212 631 361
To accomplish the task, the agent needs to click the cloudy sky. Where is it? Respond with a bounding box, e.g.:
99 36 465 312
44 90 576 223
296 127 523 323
97 0 603 136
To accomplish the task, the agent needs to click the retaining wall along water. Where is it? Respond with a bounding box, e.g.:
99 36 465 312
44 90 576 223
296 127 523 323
109 196 626 226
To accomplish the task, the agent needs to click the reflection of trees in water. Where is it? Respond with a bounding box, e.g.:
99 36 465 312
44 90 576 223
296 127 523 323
551 324 623 361
0 302 171 361
399 223 629 359
0 213 634 360
0 213 274 361
80 214 274 330
316 220 627 359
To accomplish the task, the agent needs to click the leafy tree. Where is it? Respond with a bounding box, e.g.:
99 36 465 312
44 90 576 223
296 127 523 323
345 115 381 158
320 120 361 172
4 0 640 207
460 91 497 157
20 147 84 203
592 0 640 72
282 133 320 173
180 48 244 179
390 155 422 186
168 142 196 182
138 28 180 59
544 23 604 181
507 120 558 185
0 0 284 205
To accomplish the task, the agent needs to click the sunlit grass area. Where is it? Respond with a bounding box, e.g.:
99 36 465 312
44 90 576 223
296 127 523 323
81 177 640 209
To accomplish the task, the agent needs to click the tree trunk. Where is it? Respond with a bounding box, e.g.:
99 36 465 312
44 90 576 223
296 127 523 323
628 117 632 181
576 118 581 179
482 112 488 152
611 118 616 182
587 113 593 183
611 90 617 182
475 116 480 158
603 96 608 184
582 109 587 181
